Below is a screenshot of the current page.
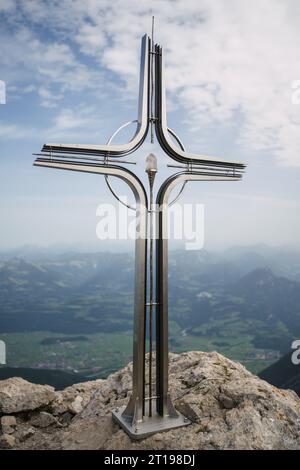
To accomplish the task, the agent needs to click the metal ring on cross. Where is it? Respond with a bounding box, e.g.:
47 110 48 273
104 120 187 210
105 120 138 211
165 128 187 207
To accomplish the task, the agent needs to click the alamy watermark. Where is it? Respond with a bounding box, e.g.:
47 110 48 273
96 198 205 250
0 340 6 364
291 80 300 105
291 340 300 365
0 80 6 104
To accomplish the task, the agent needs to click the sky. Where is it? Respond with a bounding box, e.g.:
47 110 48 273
0 0 300 251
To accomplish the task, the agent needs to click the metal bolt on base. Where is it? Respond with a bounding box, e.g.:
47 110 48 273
112 401 191 440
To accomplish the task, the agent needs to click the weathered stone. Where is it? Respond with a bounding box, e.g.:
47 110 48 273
0 378 55 414
0 433 15 449
66 352 300 450
18 427 35 442
69 395 83 414
1 415 17 434
62 416 114 450
1 416 17 427
219 394 236 409
5 352 300 450
30 412 58 428
50 380 103 416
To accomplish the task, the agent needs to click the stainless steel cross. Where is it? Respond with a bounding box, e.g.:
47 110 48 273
33 32 246 439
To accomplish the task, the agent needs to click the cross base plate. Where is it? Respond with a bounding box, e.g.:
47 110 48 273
112 405 191 440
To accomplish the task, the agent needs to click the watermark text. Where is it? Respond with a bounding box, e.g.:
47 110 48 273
96 198 205 250
0 80 6 104
291 80 300 105
0 340 6 364
291 340 300 365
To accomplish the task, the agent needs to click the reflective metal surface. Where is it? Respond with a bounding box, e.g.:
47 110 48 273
105 120 139 211
34 31 246 440
113 401 190 440
41 35 150 156
34 157 148 425
154 43 246 171
155 171 241 417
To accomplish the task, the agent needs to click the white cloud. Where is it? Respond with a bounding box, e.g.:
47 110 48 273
23 85 36 94
0 23 104 100
0 123 36 140
47 106 103 140
0 104 104 142
1 0 300 166
0 0 14 13
75 23 106 56
38 88 64 108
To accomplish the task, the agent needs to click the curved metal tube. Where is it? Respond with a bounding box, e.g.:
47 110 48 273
104 177 137 211
168 180 187 207
33 30 247 437
103 119 188 210
165 127 188 207
42 35 150 157
155 171 241 417
105 120 138 211
154 44 246 171
34 157 148 424
166 127 185 152
106 120 138 146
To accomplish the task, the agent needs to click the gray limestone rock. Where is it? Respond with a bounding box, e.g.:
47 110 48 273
1 352 299 450
0 378 55 414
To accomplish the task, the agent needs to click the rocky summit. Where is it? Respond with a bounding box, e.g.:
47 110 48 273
0 351 300 450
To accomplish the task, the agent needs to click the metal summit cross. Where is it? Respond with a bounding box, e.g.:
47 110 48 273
33 24 246 439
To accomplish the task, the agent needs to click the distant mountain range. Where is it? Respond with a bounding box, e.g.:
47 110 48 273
0 366 87 390
1 353 299 398
259 351 300 397
0 245 300 377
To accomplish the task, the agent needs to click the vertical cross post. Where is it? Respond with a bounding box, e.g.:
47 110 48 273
34 30 245 441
